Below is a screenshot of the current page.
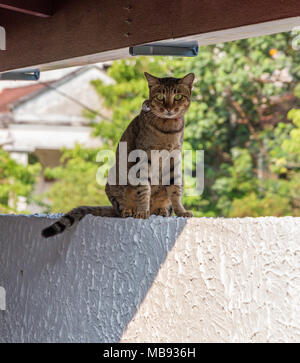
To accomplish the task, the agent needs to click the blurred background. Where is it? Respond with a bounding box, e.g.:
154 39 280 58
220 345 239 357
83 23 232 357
1 31 300 217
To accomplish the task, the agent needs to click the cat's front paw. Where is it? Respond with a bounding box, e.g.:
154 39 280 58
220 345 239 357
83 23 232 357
135 210 150 219
152 207 172 217
176 210 193 218
121 208 135 218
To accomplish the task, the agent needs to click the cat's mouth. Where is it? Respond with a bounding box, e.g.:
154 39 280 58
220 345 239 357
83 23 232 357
155 110 181 119
151 107 183 120
163 111 182 119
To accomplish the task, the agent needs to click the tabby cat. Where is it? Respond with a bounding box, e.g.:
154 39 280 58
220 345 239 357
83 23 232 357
42 72 194 238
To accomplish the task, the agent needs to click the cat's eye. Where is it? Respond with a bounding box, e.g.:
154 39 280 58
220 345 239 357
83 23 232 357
174 94 183 101
156 94 164 101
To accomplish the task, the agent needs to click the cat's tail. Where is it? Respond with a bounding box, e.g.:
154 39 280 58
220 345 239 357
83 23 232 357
41 206 119 238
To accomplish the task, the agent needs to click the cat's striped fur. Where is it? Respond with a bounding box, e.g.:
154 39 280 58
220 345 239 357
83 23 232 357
42 72 194 238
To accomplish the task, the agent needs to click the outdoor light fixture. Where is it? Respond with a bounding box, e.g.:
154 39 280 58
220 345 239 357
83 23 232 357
129 41 199 57
0 69 40 81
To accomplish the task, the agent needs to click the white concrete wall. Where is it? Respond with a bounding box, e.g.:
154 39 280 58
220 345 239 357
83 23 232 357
0 215 299 343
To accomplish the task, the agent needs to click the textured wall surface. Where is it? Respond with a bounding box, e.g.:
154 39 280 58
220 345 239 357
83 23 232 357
0 215 299 343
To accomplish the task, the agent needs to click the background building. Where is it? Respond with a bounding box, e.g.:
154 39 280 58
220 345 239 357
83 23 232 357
0 64 112 211
0 64 112 167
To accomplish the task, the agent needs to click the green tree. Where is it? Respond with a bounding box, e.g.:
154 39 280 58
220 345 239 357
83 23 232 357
43 145 109 213
0 148 40 213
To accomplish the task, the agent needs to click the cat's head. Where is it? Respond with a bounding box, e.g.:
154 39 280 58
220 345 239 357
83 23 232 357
144 72 194 119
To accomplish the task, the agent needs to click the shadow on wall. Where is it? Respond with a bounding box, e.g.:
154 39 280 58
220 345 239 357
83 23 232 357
0 214 187 342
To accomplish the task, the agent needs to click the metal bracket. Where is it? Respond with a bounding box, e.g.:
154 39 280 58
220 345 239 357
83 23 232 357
0 69 40 80
130 41 199 57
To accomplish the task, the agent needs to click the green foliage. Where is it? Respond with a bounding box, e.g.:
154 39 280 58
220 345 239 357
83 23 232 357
44 145 109 213
45 32 300 216
229 192 293 217
0 148 41 213
283 109 300 157
212 147 257 215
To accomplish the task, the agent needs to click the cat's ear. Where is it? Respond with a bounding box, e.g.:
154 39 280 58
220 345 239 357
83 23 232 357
179 73 195 87
144 72 160 87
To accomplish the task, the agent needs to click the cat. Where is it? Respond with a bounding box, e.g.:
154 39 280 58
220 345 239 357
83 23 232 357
41 72 195 238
